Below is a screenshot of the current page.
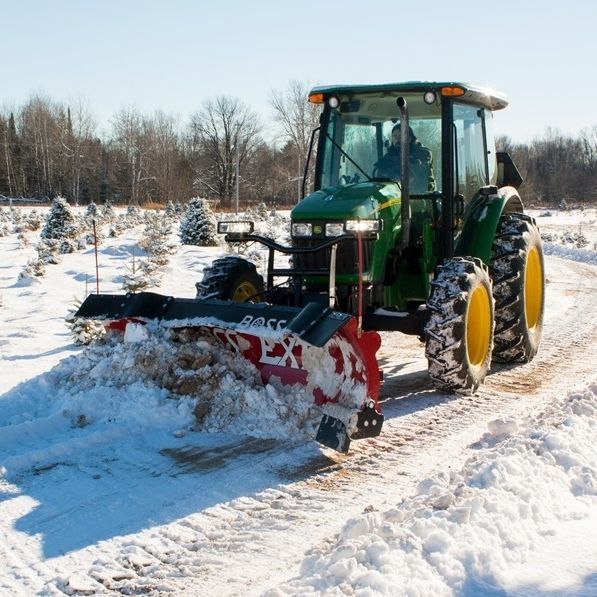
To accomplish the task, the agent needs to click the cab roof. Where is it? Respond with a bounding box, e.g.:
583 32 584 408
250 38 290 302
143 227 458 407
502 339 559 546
309 81 509 111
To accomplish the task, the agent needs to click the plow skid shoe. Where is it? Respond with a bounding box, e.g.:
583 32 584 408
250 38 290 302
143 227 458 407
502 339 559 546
316 415 351 453
316 403 384 453
76 292 383 452
351 404 384 440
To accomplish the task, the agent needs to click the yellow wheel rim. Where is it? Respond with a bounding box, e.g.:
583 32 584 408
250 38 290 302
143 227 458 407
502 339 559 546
232 281 259 303
466 285 491 367
524 246 543 330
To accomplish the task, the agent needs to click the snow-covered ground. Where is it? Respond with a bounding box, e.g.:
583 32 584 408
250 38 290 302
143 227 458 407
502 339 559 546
0 205 596 596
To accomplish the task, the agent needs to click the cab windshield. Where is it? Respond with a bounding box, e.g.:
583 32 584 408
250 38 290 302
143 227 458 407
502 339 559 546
319 91 442 195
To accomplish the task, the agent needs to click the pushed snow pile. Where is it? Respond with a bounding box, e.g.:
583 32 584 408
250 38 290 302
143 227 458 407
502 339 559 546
58 324 322 437
0 325 322 461
268 382 597 596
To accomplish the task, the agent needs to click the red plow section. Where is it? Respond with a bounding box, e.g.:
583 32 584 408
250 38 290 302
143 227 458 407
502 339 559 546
77 293 384 452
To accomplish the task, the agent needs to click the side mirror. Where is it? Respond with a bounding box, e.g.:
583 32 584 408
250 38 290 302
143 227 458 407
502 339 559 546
496 152 523 189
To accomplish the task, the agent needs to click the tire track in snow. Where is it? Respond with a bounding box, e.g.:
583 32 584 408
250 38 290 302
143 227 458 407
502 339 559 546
297 257 597 491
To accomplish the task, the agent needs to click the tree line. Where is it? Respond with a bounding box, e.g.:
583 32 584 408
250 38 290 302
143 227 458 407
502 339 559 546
498 127 597 205
0 81 319 210
1 83 596 208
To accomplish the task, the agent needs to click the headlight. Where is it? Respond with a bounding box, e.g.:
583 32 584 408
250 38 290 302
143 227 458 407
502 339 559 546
325 222 345 237
292 222 312 237
218 221 254 234
344 219 381 233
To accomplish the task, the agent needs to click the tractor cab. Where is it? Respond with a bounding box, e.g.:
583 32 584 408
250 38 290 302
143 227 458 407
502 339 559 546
295 82 514 259
289 82 521 315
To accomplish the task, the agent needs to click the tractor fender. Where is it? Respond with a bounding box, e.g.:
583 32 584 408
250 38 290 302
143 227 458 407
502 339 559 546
455 186 524 264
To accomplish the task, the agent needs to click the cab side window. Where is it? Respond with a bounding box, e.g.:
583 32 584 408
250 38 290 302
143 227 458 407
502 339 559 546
453 104 488 201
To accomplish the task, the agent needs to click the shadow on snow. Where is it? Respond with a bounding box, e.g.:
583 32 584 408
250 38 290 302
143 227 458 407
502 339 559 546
0 370 332 558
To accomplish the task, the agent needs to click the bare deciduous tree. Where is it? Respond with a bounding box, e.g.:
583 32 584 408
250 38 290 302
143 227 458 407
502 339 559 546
63 97 96 204
270 80 321 201
189 96 262 208
110 108 156 205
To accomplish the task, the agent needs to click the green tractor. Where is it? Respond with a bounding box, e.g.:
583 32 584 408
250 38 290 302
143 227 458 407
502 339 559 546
200 82 544 392
76 82 544 452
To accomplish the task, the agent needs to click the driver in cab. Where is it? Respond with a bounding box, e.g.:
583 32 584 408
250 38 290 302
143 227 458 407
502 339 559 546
374 124 435 193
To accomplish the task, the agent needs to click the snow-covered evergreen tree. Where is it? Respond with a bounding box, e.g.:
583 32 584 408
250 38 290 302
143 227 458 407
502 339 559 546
246 201 269 222
139 212 176 266
265 209 290 244
17 232 29 248
124 204 143 227
0 208 11 237
165 201 177 219
13 209 43 233
36 238 63 264
121 254 160 293
179 197 218 246
20 257 46 279
66 299 105 345
41 197 78 253
85 202 98 219
101 199 115 222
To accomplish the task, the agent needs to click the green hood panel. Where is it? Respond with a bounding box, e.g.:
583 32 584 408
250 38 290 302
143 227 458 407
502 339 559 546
291 183 400 220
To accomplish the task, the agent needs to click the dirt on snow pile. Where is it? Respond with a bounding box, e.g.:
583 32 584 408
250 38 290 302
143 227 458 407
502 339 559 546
29 323 322 443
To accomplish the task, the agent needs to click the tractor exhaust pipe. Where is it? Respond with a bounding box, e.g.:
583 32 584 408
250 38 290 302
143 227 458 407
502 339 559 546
397 97 410 251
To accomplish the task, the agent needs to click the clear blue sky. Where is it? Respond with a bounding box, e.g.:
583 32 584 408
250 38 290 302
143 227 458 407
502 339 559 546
1 0 593 142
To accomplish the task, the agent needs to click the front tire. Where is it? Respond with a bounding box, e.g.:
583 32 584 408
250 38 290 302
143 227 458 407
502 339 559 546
196 256 264 302
490 213 545 362
425 257 495 394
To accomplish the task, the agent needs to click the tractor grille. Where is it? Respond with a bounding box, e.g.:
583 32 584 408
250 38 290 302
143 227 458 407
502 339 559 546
292 236 374 276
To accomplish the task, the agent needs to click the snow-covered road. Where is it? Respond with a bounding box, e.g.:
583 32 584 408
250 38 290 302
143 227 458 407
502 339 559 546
1 207 596 596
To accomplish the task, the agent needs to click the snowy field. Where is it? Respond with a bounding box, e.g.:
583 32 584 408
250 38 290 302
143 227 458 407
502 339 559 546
0 204 596 596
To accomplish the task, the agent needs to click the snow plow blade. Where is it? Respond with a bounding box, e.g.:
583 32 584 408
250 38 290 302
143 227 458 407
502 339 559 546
76 292 383 452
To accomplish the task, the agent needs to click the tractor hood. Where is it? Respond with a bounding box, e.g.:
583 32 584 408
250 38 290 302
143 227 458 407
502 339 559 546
291 182 399 221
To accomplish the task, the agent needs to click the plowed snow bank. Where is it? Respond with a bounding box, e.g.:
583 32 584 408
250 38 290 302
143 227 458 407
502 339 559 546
270 381 597 595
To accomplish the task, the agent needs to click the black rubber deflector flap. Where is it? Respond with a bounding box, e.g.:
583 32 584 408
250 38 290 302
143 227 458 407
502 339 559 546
76 294 351 348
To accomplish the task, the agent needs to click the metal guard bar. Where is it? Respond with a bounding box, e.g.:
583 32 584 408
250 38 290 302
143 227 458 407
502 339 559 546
224 233 352 254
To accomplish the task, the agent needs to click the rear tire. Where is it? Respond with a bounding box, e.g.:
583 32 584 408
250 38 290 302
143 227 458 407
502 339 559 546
490 213 545 362
196 256 264 302
425 257 494 394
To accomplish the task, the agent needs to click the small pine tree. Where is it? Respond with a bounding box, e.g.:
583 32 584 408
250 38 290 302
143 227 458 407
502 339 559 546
246 201 269 222
121 254 158 293
101 199 115 222
126 204 142 224
20 257 46 279
66 299 105 345
85 202 98 219
41 197 78 251
36 239 62 264
13 209 43 233
179 198 218 246
139 212 176 266
165 200 177 219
